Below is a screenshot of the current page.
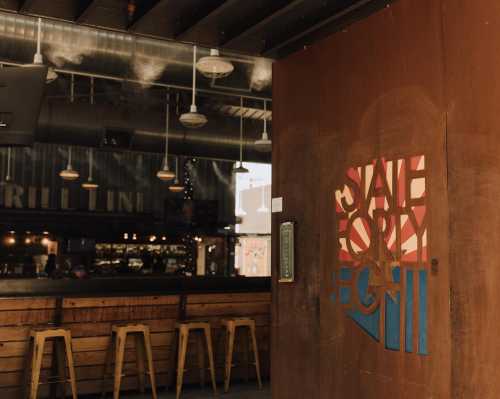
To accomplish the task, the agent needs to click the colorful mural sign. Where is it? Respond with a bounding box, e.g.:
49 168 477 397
332 155 428 355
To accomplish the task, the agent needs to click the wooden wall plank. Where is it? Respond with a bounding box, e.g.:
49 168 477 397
63 295 180 308
0 298 56 311
0 291 270 398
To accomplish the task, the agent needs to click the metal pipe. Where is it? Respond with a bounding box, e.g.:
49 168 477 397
0 60 272 102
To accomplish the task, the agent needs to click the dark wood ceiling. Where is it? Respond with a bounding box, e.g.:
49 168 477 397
0 0 390 58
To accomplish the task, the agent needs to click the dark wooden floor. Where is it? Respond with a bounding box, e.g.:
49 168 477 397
88 384 271 399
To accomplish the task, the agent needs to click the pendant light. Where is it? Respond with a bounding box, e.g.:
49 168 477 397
59 75 79 181
233 97 249 174
59 146 79 181
179 45 208 129
157 92 176 181
254 100 272 152
169 157 185 193
196 49 234 79
24 18 57 83
82 149 98 190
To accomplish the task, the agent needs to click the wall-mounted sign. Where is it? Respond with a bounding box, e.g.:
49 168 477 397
279 221 294 283
272 197 283 213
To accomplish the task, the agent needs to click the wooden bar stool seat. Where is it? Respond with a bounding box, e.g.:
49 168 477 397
171 321 217 399
222 317 262 392
25 328 78 399
101 324 157 399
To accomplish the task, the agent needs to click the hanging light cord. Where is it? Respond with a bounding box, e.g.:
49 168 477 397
263 100 267 134
67 74 75 170
192 46 197 107
239 97 244 164
68 146 73 169
70 74 75 104
6 147 11 181
36 18 42 56
164 91 170 167
88 149 93 180
174 156 179 181
90 77 94 105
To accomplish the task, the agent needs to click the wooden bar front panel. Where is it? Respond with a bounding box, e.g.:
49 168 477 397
0 292 270 398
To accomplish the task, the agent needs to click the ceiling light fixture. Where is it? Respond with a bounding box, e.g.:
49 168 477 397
169 157 185 193
157 91 176 181
196 48 234 79
24 17 57 83
179 45 207 129
233 97 249 174
60 75 79 181
254 99 272 152
82 148 98 189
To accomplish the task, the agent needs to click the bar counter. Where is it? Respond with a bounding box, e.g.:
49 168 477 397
0 277 271 398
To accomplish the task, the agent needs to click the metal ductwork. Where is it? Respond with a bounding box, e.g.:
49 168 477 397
0 12 273 95
35 100 270 163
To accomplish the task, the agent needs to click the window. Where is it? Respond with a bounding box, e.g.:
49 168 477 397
234 162 271 276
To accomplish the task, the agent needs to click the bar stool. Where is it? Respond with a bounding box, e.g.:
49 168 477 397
101 324 157 399
222 318 262 392
171 321 217 399
24 328 78 399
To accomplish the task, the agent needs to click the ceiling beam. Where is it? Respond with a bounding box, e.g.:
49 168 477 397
128 0 168 31
175 0 239 42
126 0 162 30
263 0 383 57
222 0 304 48
18 0 36 12
75 0 97 23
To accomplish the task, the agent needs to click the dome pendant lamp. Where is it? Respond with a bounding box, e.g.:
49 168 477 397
157 92 176 181
179 45 208 129
59 75 79 181
254 99 272 152
24 18 58 83
196 49 234 79
82 149 98 190
233 97 249 174
169 157 185 193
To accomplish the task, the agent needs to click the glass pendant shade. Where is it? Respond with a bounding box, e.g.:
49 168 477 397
82 179 98 190
59 167 79 181
180 105 208 129
196 49 234 79
157 166 176 181
169 179 185 193
233 162 249 174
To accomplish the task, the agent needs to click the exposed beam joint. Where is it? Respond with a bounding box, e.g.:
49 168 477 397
223 0 305 48
127 0 162 30
18 0 36 12
75 0 97 23
175 0 239 42
263 0 381 56
128 0 168 31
